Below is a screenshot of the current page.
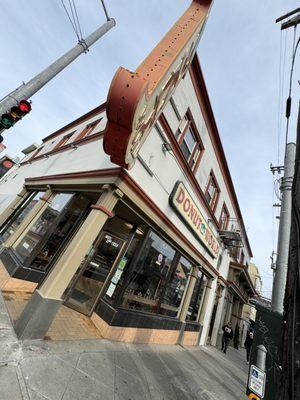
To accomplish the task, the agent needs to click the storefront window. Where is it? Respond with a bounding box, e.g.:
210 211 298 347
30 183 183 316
29 193 92 271
121 231 176 313
159 256 192 317
105 226 146 303
0 191 44 242
15 193 73 263
186 272 207 322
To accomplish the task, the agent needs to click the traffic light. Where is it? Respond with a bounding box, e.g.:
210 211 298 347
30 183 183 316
0 156 15 178
0 100 31 130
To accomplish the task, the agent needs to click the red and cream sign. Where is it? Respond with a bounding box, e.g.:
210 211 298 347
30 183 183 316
170 181 219 258
103 0 213 169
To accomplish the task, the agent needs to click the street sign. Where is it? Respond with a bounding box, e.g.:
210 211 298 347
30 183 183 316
248 365 266 398
248 393 260 399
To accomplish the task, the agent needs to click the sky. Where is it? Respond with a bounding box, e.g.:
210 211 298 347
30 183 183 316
0 0 299 298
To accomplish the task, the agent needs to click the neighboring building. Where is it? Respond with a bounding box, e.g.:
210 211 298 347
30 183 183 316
0 1 256 345
240 263 262 346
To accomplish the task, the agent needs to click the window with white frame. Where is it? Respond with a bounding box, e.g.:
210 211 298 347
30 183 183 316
174 110 203 172
205 172 220 210
219 203 229 230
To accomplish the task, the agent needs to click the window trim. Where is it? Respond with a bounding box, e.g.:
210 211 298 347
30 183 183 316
53 132 75 150
169 96 181 121
75 118 102 141
205 170 220 212
176 108 204 173
219 202 230 230
29 146 44 161
0 190 40 235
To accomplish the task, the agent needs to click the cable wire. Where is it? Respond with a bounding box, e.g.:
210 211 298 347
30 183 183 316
61 0 80 41
277 30 283 165
285 26 299 145
72 0 83 39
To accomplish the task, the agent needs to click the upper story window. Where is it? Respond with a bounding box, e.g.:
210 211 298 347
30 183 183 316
240 251 245 265
75 118 102 141
219 203 229 230
205 172 220 211
54 132 74 150
29 146 44 160
175 110 203 172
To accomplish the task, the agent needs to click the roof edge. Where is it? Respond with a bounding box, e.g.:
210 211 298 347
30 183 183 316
190 53 253 258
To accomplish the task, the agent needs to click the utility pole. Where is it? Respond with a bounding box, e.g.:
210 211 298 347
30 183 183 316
271 6 300 314
271 142 296 314
0 16 116 136
274 7 300 400
281 102 300 400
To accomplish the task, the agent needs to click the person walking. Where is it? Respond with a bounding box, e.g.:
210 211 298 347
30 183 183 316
244 329 254 364
221 322 233 354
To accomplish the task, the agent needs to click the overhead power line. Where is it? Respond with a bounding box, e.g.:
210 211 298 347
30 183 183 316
61 0 81 41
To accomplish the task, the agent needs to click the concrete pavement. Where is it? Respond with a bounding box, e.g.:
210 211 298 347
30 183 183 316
0 294 249 400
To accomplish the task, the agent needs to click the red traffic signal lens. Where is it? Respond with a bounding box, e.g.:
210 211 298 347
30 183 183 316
3 160 13 169
0 114 14 129
19 100 31 113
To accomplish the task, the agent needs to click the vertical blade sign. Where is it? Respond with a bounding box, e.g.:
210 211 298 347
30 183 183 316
103 0 213 169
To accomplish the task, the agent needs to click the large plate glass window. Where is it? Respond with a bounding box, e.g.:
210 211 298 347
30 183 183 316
0 191 44 242
186 272 207 322
15 193 73 264
120 231 176 313
159 256 192 317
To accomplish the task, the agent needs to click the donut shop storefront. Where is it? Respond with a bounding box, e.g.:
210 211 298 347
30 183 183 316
0 175 218 345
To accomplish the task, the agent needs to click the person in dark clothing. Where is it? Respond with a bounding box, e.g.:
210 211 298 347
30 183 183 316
221 322 233 354
244 329 254 364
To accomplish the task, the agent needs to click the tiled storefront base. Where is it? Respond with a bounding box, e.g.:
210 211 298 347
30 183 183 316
3 291 103 341
0 260 37 293
0 260 102 340
0 261 201 345
181 331 199 346
91 312 199 345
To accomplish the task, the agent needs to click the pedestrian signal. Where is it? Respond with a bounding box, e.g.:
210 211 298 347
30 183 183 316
0 156 14 178
0 100 31 129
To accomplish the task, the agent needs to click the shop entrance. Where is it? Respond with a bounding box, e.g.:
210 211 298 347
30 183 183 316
65 230 126 315
64 201 145 316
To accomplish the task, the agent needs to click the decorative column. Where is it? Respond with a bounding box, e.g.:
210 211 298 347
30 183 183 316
231 299 240 330
0 186 28 228
198 278 213 326
15 185 122 340
178 266 198 321
4 189 53 248
224 292 233 325
210 285 225 346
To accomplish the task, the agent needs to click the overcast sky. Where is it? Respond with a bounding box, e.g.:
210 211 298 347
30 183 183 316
1 0 299 298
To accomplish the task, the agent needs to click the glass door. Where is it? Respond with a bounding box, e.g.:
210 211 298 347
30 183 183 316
65 231 125 315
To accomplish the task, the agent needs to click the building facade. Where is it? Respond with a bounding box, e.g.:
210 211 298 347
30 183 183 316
0 55 255 345
240 263 262 346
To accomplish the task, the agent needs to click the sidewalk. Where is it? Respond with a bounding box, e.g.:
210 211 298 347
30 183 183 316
0 294 249 400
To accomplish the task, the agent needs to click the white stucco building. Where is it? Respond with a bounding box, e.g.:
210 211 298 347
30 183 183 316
0 52 255 345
